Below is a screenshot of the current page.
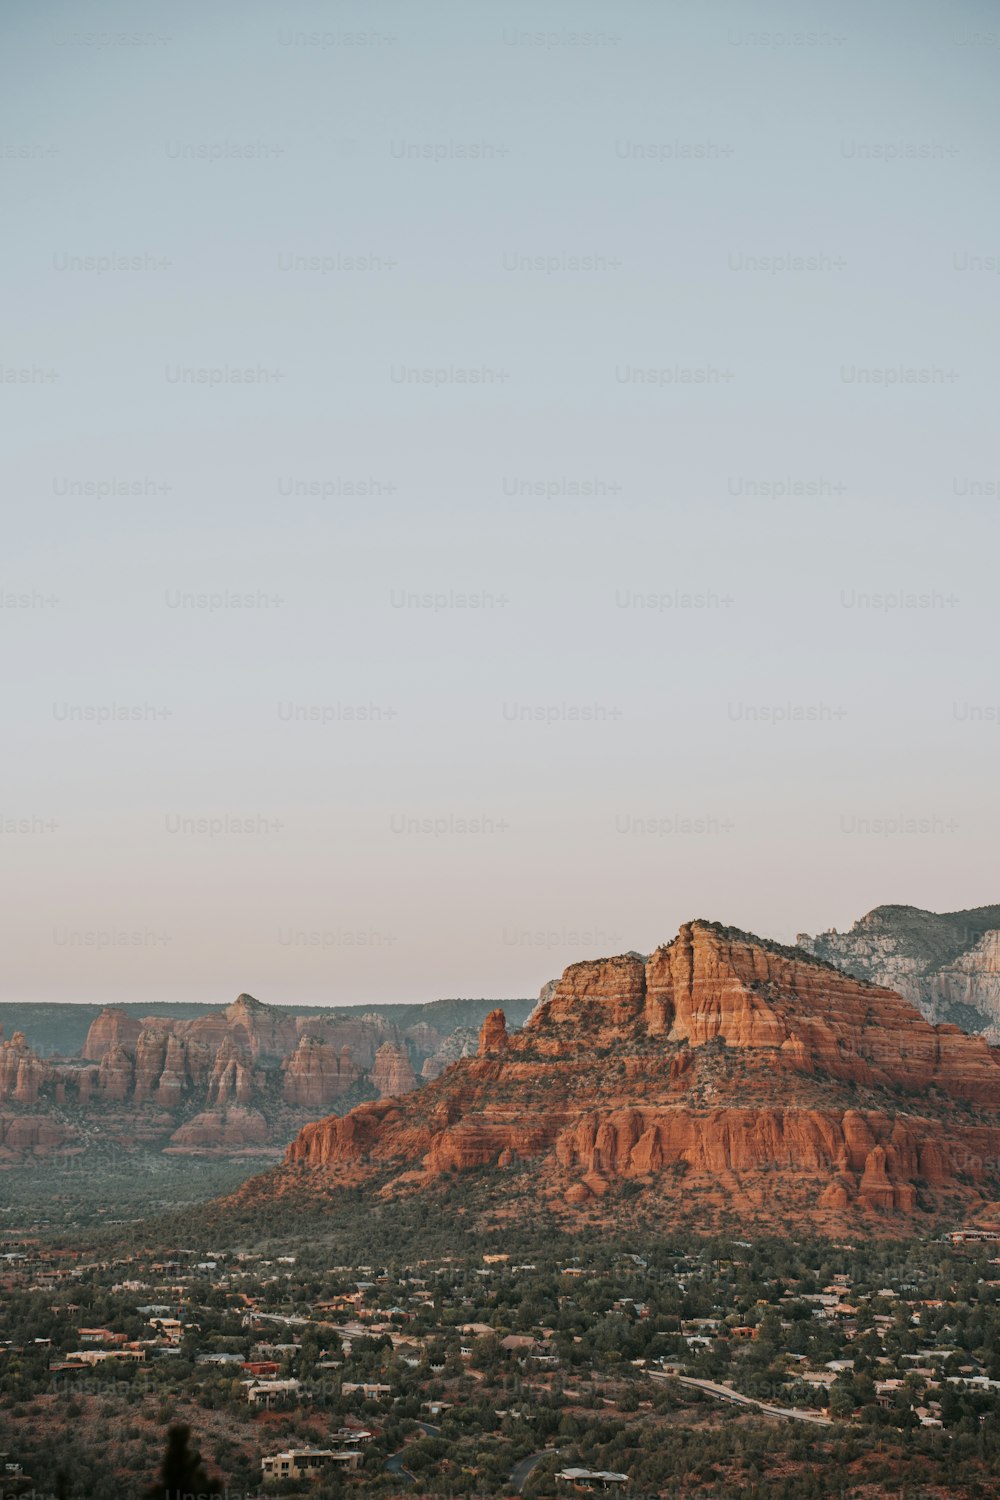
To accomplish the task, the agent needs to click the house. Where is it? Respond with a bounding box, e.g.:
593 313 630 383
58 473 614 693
244 1378 300 1408
261 1447 362 1480
329 1427 374 1448
555 1468 628 1489
500 1335 537 1354
341 1381 391 1399
64 1348 146 1365
148 1317 183 1342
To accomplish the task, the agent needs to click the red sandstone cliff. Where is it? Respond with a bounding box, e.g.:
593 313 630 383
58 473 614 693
370 1042 419 1099
0 994 461 1163
267 922 1000 1231
0 1033 47 1106
282 1036 362 1109
82 1007 142 1061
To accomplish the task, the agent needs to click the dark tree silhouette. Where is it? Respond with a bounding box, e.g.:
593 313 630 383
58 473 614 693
146 1424 222 1500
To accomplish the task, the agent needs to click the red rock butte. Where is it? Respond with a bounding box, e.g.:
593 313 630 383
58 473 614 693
257 921 1000 1230
0 994 454 1163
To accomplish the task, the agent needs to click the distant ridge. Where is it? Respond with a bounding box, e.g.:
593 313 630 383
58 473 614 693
797 903 1000 1035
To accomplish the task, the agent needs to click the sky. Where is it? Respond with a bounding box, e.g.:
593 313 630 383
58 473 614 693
2 0 999 1007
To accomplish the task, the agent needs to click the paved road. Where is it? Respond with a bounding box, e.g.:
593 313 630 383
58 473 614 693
650 1371 833 1426
384 1421 442 1485
510 1448 558 1491
243 1311 311 1327
384 1450 415 1485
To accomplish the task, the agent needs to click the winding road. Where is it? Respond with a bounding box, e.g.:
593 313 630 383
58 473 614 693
510 1447 558 1491
650 1370 833 1426
384 1421 442 1485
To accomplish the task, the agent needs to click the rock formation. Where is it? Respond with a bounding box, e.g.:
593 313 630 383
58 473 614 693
370 1042 418 1098
797 904 1000 1034
98 1043 135 1103
262 921 1000 1232
421 1027 477 1079
167 1106 270 1152
282 1036 362 1109
0 1033 46 1106
478 1010 508 1054
0 993 531 1163
82 1006 143 1061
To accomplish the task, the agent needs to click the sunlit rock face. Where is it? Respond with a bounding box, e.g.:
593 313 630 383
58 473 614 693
266 921 1000 1232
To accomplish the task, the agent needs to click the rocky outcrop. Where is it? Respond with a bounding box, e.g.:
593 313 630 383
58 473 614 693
478 1010 508 1054
0 1033 47 1106
98 1043 135 1102
292 1013 400 1072
268 920 1000 1232
132 1028 169 1104
82 1007 143 1061
206 1034 255 1107
0 1112 67 1159
797 904 1000 1033
927 931 1000 1037
156 1033 193 1107
50 1064 98 1106
223 994 299 1059
282 1036 362 1109
167 1107 270 1152
370 1043 418 1098
0 994 512 1163
421 1027 477 1079
0 1032 27 1100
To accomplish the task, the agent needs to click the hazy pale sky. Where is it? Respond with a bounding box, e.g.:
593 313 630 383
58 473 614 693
3 0 998 1007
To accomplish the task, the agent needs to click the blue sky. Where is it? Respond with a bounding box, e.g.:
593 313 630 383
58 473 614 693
3 0 999 1005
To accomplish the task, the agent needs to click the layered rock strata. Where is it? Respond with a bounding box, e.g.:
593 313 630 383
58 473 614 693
270 922 1000 1228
